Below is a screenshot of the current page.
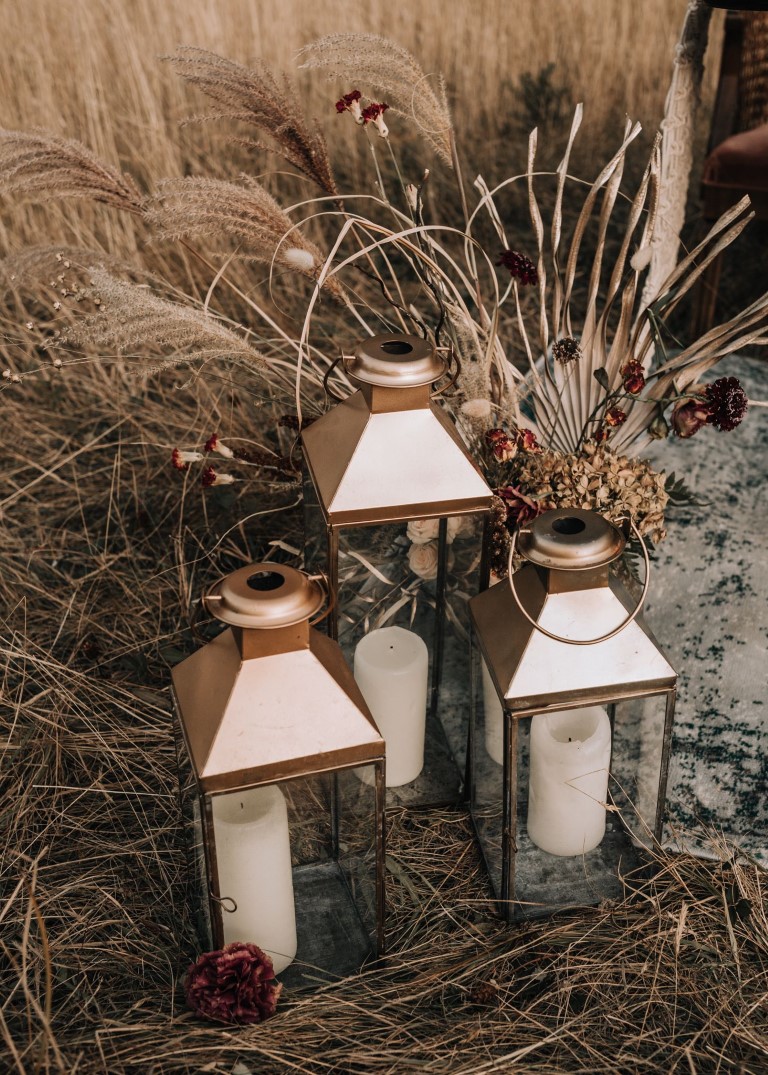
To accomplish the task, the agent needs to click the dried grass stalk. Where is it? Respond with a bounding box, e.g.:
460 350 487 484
66 268 270 373
0 128 143 214
167 47 337 196
145 176 344 299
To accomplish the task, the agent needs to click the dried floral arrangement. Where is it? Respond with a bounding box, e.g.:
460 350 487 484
1 35 765 598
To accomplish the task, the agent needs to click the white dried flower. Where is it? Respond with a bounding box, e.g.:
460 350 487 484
283 247 316 273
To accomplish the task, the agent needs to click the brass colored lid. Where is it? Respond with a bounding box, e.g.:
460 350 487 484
346 333 445 387
518 509 625 571
204 562 325 628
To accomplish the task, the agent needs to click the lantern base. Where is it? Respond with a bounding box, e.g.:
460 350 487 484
473 810 646 921
277 861 377 988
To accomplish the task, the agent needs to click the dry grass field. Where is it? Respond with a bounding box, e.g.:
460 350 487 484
5 5 768 1075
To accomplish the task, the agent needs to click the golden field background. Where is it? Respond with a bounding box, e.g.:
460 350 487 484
0 0 722 265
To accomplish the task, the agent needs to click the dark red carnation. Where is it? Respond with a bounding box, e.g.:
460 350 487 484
171 447 188 472
496 250 538 286
335 89 362 113
704 376 748 432
201 465 218 487
185 942 282 1025
362 102 389 122
204 433 219 453
620 360 645 395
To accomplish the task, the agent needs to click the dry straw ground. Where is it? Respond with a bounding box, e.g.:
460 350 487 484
3 2 767 1073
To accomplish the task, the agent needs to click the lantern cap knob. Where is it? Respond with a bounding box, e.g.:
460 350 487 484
345 333 445 387
518 509 625 570
204 562 325 628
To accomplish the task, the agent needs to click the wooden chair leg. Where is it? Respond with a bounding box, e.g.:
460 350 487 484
690 248 724 337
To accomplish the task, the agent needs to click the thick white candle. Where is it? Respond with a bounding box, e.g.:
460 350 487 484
482 658 505 766
527 706 611 857
354 626 428 787
482 572 505 766
211 784 297 973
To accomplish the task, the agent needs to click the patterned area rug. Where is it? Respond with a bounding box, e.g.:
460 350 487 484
645 355 768 863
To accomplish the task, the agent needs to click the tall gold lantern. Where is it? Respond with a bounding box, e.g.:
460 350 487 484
172 562 386 986
302 333 493 802
468 509 677 920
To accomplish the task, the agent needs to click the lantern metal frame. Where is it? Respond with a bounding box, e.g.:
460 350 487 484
172 562 386 983
468 509 678 921
301 333 494 801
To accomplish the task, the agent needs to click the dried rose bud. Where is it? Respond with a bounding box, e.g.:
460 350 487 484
185 942 282 1025
552 337 582 364
648 411 669 440
604 407 627 428
485 427 516 462
704 376 748 432
515 428 540 452
593 426 610 443
620 360 645 394
496 250 538 286
671 396 711 438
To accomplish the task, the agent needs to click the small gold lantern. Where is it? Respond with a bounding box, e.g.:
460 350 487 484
301 333 493 801
468 508 677 920
172 562 386 985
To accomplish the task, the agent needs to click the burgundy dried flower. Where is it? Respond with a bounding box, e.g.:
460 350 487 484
620 360 645 395
592 426 610 444
552 337 582 364
362 102 389 137
671 396 711 439
204 432 234 458
604 407 627 428
185 942 282 1025
704 376 748 432
496 250 538 286
485 427 516 462
335 90 363 123
497 485 545 528
171 447 203 471
515 427 540 452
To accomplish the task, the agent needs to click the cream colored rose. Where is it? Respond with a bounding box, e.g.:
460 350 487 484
408 540 439 580
408 516 470 546
406 518 440 544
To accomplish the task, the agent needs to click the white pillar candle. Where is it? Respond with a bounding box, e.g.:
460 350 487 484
354 626 428 787
481 572 505 766
482 658 505 766
211 784 297 973
527 706 612 857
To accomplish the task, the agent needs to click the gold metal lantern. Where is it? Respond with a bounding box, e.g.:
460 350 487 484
468 508 677 920
301 333 494 803
171 562 386 986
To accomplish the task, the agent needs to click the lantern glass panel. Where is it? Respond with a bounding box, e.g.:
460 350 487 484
470 638 674 919
304 494 485 802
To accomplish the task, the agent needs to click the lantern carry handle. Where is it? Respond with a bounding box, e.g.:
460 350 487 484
323 354 351 403
430 345 461 398
506 516 650 646
307 571 336 627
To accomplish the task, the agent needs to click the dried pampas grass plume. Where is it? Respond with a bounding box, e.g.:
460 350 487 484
146 177 344 298
0 129 143 214
298 33 453 165
67 269 270 374
167 47 337 196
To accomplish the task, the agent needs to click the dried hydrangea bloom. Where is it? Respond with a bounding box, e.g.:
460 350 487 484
704 376 748 432
185 942 282 1025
